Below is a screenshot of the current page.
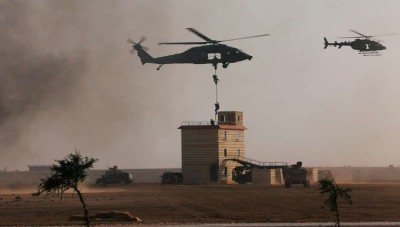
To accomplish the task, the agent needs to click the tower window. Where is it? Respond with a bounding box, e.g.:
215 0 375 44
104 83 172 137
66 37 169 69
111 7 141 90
224 148 227 157
224 130 227 140
220 115 226 122
224 167 228 176
237 131 240 140
237 116 240 122
237 148 240 157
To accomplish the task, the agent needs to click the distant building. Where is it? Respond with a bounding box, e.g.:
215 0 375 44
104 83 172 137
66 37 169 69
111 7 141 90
179 111 246 184
28 165 52 172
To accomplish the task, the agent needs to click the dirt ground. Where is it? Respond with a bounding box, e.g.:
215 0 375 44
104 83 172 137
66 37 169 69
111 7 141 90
0 182 399 226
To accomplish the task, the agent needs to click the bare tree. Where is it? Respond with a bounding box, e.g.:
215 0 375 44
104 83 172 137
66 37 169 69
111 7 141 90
37 151 97 227
318 178 352 227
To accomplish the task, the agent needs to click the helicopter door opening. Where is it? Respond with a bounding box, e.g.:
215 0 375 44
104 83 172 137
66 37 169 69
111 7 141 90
208 53 221 60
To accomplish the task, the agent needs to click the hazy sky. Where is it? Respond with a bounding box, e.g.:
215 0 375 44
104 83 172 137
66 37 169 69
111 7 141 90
1 0 400 170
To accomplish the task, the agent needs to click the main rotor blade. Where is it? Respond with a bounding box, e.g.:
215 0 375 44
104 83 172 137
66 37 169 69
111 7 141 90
369 33 398 37
158 41 209 45
339 36 364 39
350 30 397 38
350 30 369 38
340 32 397 39
127 38 136 44
186 28 214 42
218 34 270 43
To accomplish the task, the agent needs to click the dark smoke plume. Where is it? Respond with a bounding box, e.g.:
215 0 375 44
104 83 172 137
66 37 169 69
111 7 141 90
0 1 86 168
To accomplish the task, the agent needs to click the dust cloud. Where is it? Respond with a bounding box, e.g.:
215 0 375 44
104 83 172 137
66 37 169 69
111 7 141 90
0 1 181 170
0 1 87 170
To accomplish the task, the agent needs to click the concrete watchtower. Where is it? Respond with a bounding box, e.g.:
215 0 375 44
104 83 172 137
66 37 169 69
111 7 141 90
178 111 246 184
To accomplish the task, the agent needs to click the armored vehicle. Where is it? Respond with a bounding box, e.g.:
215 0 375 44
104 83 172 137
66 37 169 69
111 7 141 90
282 161 310 188
96 166 134 186
160 171 183 185
232 166 252 184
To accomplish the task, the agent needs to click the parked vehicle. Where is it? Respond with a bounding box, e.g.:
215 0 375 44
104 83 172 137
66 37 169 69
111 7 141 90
160 171 183 185
283 161 310 188
232 166 252 184
96 166 134 186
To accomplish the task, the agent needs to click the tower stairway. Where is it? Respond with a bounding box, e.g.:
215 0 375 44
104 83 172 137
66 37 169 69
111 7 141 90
223 155 287 169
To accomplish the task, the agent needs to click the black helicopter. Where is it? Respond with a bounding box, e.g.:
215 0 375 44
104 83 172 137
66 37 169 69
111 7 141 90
324 30 396 56
128 28 269 70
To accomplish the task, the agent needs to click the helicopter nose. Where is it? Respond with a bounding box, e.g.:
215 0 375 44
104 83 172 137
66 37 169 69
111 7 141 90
238 52 252 61
243 53 252 60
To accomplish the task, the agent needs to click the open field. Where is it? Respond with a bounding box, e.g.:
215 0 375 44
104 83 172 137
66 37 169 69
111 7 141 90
0 183 399 226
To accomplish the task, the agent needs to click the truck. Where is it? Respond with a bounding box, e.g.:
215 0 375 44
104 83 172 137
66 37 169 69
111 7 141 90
95 166 134 186
282 161 310 188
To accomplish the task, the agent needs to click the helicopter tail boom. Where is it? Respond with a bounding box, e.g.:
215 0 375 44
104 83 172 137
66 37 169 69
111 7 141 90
128 37 154 65
324 37 348 49
135 46 154 65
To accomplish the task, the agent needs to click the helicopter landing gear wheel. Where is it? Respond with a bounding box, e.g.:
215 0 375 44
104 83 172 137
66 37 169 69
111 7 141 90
157 64 164 70
222 62 229 68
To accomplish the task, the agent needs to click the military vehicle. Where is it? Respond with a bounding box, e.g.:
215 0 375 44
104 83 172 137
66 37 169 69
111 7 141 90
160 171 183 185
232 166 253 184
282 161 310 188
231 158 310 188
96 166 134 186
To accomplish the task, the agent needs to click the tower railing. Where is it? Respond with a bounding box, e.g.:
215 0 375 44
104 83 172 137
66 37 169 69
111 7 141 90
181 121 236 126
224 155 287 168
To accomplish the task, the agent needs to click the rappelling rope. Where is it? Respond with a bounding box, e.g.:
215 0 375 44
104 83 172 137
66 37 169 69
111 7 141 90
213 68 220 121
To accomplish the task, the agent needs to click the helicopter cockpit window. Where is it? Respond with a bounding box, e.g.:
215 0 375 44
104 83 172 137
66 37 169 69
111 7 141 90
208 53 221 60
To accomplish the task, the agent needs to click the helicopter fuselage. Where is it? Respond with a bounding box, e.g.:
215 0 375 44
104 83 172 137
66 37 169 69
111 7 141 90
133 43 252 69
350 39 386 51
324 38 386 53
149 44 252 67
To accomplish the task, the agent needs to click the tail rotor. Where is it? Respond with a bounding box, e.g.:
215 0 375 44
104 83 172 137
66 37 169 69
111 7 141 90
127 36 154 65
127 36 149 54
